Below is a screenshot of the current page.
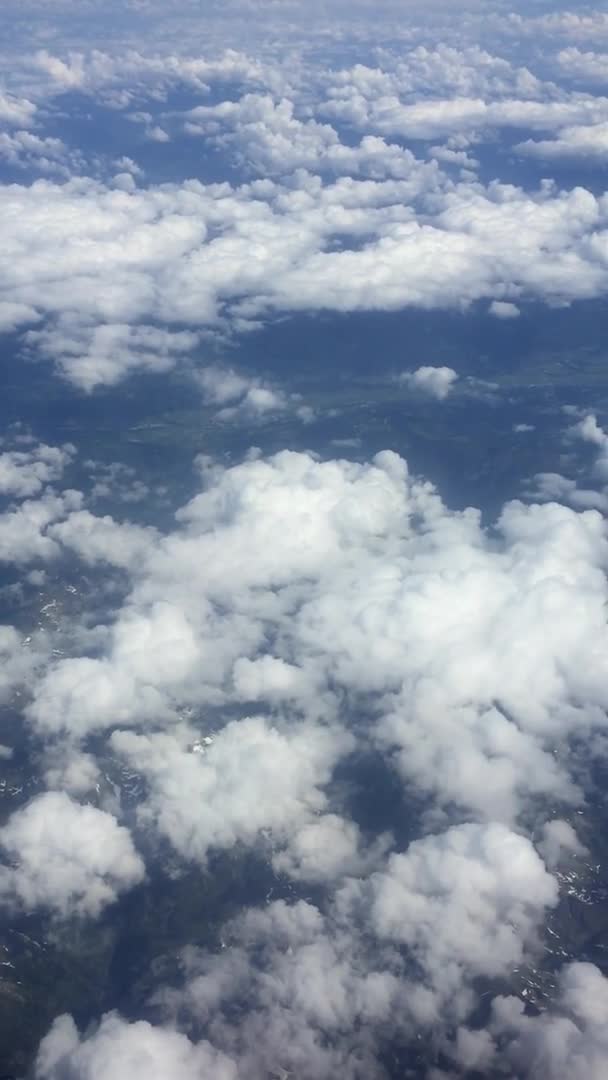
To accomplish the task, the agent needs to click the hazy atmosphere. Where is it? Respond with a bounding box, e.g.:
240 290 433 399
1 2 608 1077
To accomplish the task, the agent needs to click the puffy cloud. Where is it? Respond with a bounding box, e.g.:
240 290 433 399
0 791 144 917
28 600 199 737
2 11 608 1080
341 822 558 1019
517 120 608 161
271 813 390 883
0 91 36 127
537 819 588 870
157 897 411 1080
0 488 82 564
400 364 458 399
111 716 354 864
0 623 48 704
22 444 608 836
529 415 608 513
48 509 158 569
44 746 101 796
182 93 443 184
4 158 608 387
133 818 557 1078
36 1012 237 1080
25 321 200 391
29 46 272 100
195 365 309 422
489 962 608 1079
0 440 74 498
558 46 608 84
490 298 520 318
0 129 71 174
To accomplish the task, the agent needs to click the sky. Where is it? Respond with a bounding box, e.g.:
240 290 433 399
2 1 608 1078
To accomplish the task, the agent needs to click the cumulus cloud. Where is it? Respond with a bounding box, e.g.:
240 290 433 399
21 442 608 840
195 365 310 422
36 1012 237 1080
0 440 74 498
517 120 608 161
537 818 588 870
486 962 608 1079
99 822 555 1079
111 716 354 865
0 91 36 127
4 12 608 1077
24 321 200 391
0 791 144 917
489 298 520 318
0 623 48 704
0 488 82 564
529 414 608 513
340 822 558 1021
400 365 458 399
558 46 608 83
4 150 608 386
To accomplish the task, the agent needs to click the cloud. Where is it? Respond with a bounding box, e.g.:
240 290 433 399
558 46 608 84
0 440 74 498
529 414 608 513
537 818 588 870
113 822 556 1077
24 321 200 391
155 897 412 1079
195 365 309 422
36 1012 237 1080
0 488 82 565
4 149 608 386
0 623 49 705
0 91 36 127
337 823 558 1025
0 129 71 174
517 120 608 161
20 441 608 845
0 791 144 917
271 814 390 883
489 299 520 318
400 365 458 399
4 16 608 1075
111 716 354 865
487 962 608 1079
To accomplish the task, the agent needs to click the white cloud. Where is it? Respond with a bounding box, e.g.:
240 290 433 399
16 440 608 850
0 488 82 565
489 962 608 1079
401 365 458 399
36 1012 237 1080
157 897 412 1079
0 791 144 917
111 716 354 864
530 415 608 513
195 365 307 422
0 440 74 498
0 623 48 705
558 46 608 83
0 91 36 127
3 18 608 1075
25 321 200 391
272 814 390 883
343 822 558 1020
517 120 608 161
3 159 608 387
490 299 520 318
537 819 588 870
0 129 71 174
